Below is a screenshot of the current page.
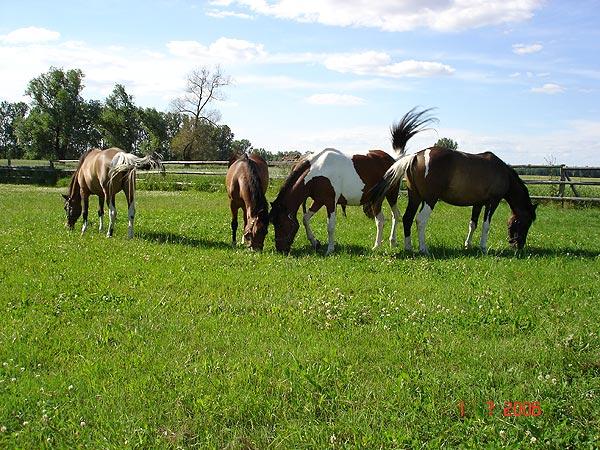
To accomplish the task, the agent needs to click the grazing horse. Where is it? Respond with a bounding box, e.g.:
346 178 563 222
62 147 161 238
269 108 435 255
226 153 269 251
364 146 537 254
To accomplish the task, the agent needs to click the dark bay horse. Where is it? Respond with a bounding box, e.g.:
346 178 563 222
226 153 269 251
364 146 537 253
269 108 435 255
62 147 161 238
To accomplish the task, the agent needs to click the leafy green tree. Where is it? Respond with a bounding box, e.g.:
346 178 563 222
231 138 252 156
138 108 183 158
435 137 458 151
16 67 91 159
212 124 235 160
0 101 28 161
99 84 143 153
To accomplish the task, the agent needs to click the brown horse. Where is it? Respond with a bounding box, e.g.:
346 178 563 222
269 108 435 254
226 153 269 251
364 145 537 253
62 147 161 238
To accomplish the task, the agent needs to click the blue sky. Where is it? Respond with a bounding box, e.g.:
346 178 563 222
1 0 599 164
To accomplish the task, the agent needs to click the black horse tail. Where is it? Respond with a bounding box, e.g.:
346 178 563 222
363 154 414 212
390 107 438 155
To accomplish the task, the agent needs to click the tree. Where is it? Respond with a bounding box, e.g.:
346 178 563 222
99 84 143 153
171 66 231 159
0 101 28 161
16 67 91 159
435 137 458 151
138 108 183 158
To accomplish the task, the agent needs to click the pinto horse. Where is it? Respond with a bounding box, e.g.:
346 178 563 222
269 108 435 254
226 153 269 251
364 146 537 254
62 147 161 238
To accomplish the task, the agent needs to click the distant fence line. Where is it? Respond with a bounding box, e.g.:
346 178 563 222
1 160 599 204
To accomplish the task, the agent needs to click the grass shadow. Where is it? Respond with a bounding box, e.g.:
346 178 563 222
138 230 231 250
387 244 600 260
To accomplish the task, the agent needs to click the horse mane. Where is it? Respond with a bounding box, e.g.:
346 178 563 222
67 148 95 197
244 154 269 216
390 107 438 155
272 158 310 208
507 164 536 218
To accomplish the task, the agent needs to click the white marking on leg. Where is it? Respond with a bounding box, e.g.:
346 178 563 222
326 211 336 255
404 235 412 251
107 202 116 237
373 211 384 249
424 149 431 179
303 211 319 248
416 204 432 254
464 220 477 249
480 219 490 253
81 220 88 235
127 200 135 239
98 214 103 232
389 204 400 246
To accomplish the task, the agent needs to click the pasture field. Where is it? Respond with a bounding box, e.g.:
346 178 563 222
0 183 599 448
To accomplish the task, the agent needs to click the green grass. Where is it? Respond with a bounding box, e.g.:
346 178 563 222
0 184 599 448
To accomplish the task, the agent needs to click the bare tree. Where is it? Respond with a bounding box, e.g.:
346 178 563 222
171 66 231 159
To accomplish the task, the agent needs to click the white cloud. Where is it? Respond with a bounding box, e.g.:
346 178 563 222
0 26 60 44
228 0 542 32
513 43 543 55
324 52 454 78
531 83 564 94
167 37 266 62
206 9 254 19
305 93 366 106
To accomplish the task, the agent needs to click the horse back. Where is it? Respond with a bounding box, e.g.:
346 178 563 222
78 148 124 196
410 147 511 206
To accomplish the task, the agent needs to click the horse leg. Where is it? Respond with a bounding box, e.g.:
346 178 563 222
416 201 435 255
389 203 400 247
325 206 337 256
464 204 482 249
126 190 135 239
480 201 499 253
303 201 322 249
230 204 238 247
98 196 105 232
402 190 421 251
81 193 89 235
372 203 385 250
107 195 116 238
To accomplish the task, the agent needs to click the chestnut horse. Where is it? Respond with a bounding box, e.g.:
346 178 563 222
62 148 161 238
269 108 435 254
226 153 269 251
364 146 537 254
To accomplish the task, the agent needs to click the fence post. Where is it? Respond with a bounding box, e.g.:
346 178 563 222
559 165 566 207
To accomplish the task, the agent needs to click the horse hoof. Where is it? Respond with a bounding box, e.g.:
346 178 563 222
313 240 321 250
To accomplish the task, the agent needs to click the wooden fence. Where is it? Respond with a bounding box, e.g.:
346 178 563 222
2 159 599 204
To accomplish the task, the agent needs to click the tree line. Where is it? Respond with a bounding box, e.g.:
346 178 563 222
0 66 301 163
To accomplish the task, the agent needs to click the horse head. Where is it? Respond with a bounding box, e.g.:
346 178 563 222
62 194 82 230
269 201 299 254
508 204 537 249
244 208 269 251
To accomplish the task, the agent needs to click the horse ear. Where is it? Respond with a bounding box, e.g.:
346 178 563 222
61 194 69 201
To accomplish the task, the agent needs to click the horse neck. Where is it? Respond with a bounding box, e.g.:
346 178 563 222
68 170 82 201
277 181 306 216
505 173 531 216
